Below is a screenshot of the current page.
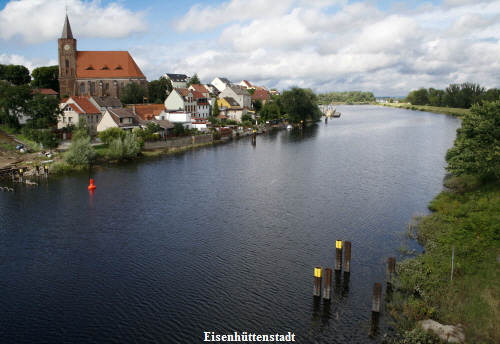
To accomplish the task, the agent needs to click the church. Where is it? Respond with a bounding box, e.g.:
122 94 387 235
58 15 148 99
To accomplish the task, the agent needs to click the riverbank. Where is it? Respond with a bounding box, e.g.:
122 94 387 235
377 102 470 117
387 175 500 343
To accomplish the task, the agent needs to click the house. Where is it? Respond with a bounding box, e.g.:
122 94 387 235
192 91 211 118
17 88 59 125
188 84 211 99
251 89 271 106
96 108 142 132
59 96 102 135
142 119 175 138
238 80 253 89
163 73 189 89
204 83 220 97
219 86 252 109
156 110 192 129
58 15 147 98
164 88 197 114
217 97 240 109
129 104 166 120
90 96 122 112
210 77 232 92
217 97 245 122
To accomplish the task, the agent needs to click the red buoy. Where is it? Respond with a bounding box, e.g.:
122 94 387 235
88 179 96 190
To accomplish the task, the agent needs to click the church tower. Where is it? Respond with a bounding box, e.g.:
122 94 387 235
58 14 77 97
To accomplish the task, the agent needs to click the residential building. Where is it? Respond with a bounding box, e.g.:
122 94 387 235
219 86 252 109
59 96 102 135
164 88 197 114
210 77 232 92
90 96 122 112
251 89 271 106
163 73 189 89
58 15 147 98
192 91 211 118
188 84 210 99
96 108 142 132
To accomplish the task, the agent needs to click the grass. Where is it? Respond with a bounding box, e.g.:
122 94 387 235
379 103 471 118
387 176 500 343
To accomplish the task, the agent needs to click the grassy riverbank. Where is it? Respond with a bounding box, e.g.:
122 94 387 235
378 102 471 118
388 176 500 343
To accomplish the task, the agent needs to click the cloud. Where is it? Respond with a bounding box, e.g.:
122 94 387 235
173 0 295 32
0 53 57 73
0 0 148 44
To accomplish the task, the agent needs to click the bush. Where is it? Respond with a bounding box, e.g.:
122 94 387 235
64 137 96 166
98 127 126 144
107 132 140 160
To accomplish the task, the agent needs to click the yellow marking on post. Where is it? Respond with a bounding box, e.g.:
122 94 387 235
336 240 343 249
314 267 322 277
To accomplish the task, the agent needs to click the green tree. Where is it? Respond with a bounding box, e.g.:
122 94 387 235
107 132 141 160
443 84 461 108
187 73 201 87
280 86 322 123
0 82 32 128
212 100 220 117
480 88 500 103
428 88 444 107
30 66 59 92
445 101 500 180
458 82 485 109
3 64 30 85
148 76 169 104
98 127 126 144
259 103 281 121
406 88 429 105
252 99 263 113
120 82 145 104
24 92 62 128
241 114 253 123
208 116 221 126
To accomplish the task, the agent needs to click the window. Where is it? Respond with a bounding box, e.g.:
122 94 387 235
91 82 96 93
68 117 73 122
62 117 66 123
80 83 85 94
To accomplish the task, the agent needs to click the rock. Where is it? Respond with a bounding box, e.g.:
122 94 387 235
419 319 465 343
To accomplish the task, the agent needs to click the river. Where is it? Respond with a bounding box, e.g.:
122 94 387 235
0 105 461 343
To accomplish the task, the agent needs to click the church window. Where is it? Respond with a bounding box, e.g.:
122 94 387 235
80 83 85 94
86 66 94 70
101 66 109 70
106 83 110 90
66 59 69 68
115 66 122 70
91 82 96 93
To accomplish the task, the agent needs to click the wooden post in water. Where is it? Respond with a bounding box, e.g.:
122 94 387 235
314 266 322 297
19 168 24 183
44 164 49 178
323 268 332 299
388 257 396 276
251 130 256 145
335 240 343 271
372 283 382 313
343 241 351 273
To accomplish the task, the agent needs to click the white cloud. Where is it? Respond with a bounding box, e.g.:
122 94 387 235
0 0 148 44
173 0 293 32
0 53 57 73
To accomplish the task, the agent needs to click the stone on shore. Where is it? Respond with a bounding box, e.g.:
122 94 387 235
419 319 465 343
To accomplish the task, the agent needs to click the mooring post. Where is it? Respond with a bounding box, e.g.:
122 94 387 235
343 241 351 273
252 130 256 145
335 240 343 271
372 283 382 313
19 168 24 183
388 257 396 276
44 164 49 178
323 268 332 299
314 266 322 297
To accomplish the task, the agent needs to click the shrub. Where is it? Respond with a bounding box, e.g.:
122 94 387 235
98 127 126 144
64 137 96 166
107 132 140 160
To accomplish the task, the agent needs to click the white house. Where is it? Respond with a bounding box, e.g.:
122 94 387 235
59 95 102 135
192 91 211 118
163 73 188 89
156 110 192 129
165 88 197 115
210 77 232 92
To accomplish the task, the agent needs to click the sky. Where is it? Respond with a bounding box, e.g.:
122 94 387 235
0 0 499 96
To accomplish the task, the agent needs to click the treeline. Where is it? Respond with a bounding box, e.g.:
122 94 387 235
405 82 500 108
317 91 375 104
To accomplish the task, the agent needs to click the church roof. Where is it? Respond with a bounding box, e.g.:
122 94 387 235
76 51 145 79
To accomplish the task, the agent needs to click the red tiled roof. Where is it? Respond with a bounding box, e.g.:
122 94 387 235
34 88 58 95
72 97 101 114
189 84 209 93
252 89 270 100
76 51 145 78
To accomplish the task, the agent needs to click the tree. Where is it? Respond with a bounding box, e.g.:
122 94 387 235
445 101 500 180
406 88 429 105
187 73 201 87
107 132 141 160
280 86 322 123
212 100 220 117
2 64 30 85
443 84 461 108
24 92 62 128
241 114 253 123
259 103 281 121
120 83 145 104
98 127 126 144
428 88 444 107
458 82 484 109
65 136 96 165
31 66 59 92
0 82 32 128
148 76 169 104
252 99 263 113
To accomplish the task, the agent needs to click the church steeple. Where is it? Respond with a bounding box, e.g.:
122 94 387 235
58 14 77 97
61 14 73 39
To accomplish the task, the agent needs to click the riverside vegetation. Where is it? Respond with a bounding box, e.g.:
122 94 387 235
385 101 500 344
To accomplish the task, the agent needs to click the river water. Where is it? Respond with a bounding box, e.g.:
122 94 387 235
0 105 460 343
